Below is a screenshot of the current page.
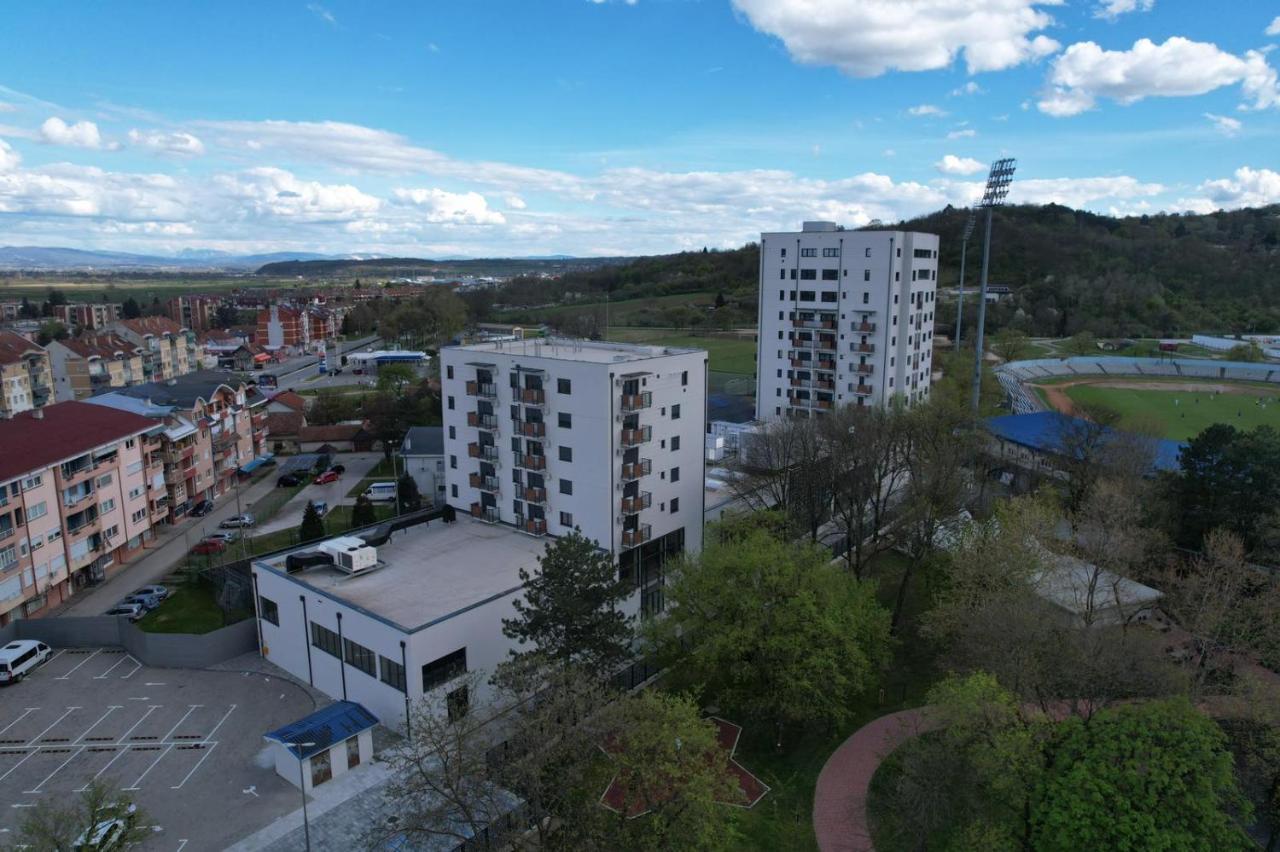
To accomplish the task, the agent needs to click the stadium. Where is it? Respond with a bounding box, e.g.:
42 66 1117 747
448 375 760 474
995 357 1280 442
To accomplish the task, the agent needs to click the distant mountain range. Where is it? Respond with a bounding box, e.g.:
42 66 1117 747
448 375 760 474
0 246 582 272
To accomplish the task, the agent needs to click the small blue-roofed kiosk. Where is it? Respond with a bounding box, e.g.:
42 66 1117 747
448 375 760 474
264 701 377 793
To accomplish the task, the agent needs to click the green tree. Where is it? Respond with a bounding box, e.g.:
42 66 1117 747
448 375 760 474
1168 424 1280 551
1065 329 1097 355
1227 341 1265 362
377 362 416 392
364 391 409 463
299 500 326 543
350 494 377 527
17 780 152 851
214 303 239 328
1033 699 1252 851
18 296 39 319
990 327 1031 362
121 297 142 319
502 529 633 678
651 523 891 747
396 472 421 513
36 320 69 346
45 288 68 308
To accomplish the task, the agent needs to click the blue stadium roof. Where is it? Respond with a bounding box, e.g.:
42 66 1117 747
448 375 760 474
263 701 378 760
984 412 1184 473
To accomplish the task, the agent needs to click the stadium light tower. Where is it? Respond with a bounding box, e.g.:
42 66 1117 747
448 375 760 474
970 157 1017 414
953 208 978 353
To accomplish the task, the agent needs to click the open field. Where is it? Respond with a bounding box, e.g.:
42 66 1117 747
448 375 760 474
0 276 298 303
1031 375 1280 441
605 327 757 375
496 291 715 325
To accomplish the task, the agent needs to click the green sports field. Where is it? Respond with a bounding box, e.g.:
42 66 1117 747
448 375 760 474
1034 377 1280 441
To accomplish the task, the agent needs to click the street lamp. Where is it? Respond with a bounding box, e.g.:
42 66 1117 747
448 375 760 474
970 158 1017 414
289 740 317 851
953 208 978 353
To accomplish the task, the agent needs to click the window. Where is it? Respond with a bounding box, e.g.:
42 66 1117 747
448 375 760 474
131 509 146 524
557 378 571 394
560 511 573 527
447 684 470 722
343 638 377 677
26 501 47 522
790 269 797 279
780 247 786 257
451 484 458 498
447 396 454 411
560 479 573 495
259 596 279 626
346 737 361 768
681 371 688 386
449 455 457 469
865 247 872 258
800 247 817 257
862 292 869 304
671 466 680 483
22 474 42 490
913 248 931 258
779 269 785 279
99 499 115 514
863 269 871 282
821 292 837 302
799 269 816 280
671 404 681 420
559 446 572 462
671 436 680 451
799 290 815 301
310 622 341 658
448 425 455 440
823 247 841 257
422 648 467 691
126 438 136 449
379 656 406 691
446 365 454 380
95 474 113 489
558 412 571 429
821 269 839 281
126 461 143 476
128 486 144 500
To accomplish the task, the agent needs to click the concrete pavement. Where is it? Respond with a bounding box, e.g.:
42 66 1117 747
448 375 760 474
255 452 385 534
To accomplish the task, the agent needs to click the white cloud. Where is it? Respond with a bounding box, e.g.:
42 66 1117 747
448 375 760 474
0 162 185 219
39 116 103 149
1039 37 1280 116
1204 112 1242 137
392 188 506 225
1013 175 1164 208
1190 166 1280 210
947 128 977 139
1094 0 1154 20
0 102 16 113
503 194 527 210
730 0 1061 77
213 167 380 222
907 104 946 117
306 3 336 25
0 139 19 171
1267 16 1280 36
950 81 982 96
127 129 205 157
936 155 985 175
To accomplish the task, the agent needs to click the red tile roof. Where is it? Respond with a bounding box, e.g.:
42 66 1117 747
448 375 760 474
265 411 305 437
298 423 363 443
118 316 184 336
269 390 307 412
0 401 157 483
0 330 45 366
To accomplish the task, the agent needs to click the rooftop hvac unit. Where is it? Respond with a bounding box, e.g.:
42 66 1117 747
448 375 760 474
319 536 379 575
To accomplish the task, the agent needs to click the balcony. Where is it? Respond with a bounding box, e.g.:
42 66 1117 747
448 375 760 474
789 358 809 369
466 412 499 431
620 426 652 448
524 517 547 536
622 524 652 549
470 503 500 523
520 421 546 438
621 459 651 481
163 445 195 466
67 515 101 539
520 388 546 406
468 442 499 462
522 486 547 504
815 336 837 352
789 377 808 388
855 322 877 333
853 384 874 396
792 318 836 330
620 392 652 413
815 378 835 391
213 433 237 452
469 473 500 493
465 381 498 400
516 453 546 471
62 489 94 509
855 343 875 354
621 492 652 514
815 359 837 372
856 364 875 375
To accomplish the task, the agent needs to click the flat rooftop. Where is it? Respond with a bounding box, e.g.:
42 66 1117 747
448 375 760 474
448 337 700 365
257 517 546 631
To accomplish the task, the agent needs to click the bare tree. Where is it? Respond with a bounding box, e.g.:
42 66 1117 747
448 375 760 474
821 405 908 577
727 416 828 541
16 779 152 850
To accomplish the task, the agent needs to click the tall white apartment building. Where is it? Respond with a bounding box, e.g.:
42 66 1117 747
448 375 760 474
441 338 707 604
755 222 940 420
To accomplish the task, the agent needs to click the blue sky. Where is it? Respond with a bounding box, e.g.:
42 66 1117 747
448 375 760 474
0 0 1276 257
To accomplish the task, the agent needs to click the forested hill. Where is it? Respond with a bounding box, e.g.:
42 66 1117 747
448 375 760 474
494 204 1280 337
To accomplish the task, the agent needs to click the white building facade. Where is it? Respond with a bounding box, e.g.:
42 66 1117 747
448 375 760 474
756 222 940 420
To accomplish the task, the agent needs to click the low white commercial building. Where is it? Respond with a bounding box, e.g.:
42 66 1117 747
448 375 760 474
401 426 445 507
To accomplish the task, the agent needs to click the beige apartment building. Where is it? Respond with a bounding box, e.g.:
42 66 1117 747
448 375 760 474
0 401 160 624
46 334 147 402
53 303 123 331
108 316 198 382
0 330 53 417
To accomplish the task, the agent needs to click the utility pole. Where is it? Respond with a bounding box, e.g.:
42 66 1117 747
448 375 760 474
970 158 1017 414
953 209 977 352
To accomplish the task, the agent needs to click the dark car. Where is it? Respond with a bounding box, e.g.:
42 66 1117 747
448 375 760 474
277 474 301 487
329 464 346 475
191 500 214 517
190 539 227 556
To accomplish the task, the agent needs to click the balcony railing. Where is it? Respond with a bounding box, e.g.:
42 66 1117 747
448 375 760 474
516 453 546 471
470 503 500 523
525 517 547 536
522 486 547 504
856 363 874 375
621 492 652 514
815 378 835 390
816 336 837 352
620 392 652 413
853 384 874 396
622 524 652 548
620 426 652 448
815 359 836 372
621 459 651 481
855 322 877 333
520 421 546 438
520 388 545 405
467 412 499 431
855 343 875 354
792 318 836 330
465 381 498 399
468 442 499 461
469 473 500 493
789 358 809 369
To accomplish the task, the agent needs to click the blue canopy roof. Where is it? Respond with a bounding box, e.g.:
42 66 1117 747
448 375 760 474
984 412 1184 473
263 701 378 760
237 453 275 474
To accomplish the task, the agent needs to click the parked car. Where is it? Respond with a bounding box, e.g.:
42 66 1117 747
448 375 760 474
191 539 228 556
309 500 329 517
219 513 255 529
191 500 214 517
105 603 145 622
120 592 161 612
203 530 240 544
314 470 340 485
72 805 137 850
277 474 301 487
328 464 346 475
0 640 53 684
132 584 169 601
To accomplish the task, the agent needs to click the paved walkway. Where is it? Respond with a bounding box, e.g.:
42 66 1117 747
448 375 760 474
255 452 384 534
812 708 937 852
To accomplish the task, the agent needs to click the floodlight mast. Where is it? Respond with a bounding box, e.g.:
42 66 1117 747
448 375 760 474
969 158 1017 414
953 208 978 353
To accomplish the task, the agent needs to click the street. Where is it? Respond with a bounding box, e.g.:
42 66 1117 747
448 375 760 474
266 335 384 392
255 452 385 534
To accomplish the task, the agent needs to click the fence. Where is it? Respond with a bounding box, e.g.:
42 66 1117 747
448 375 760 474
0 616 258 669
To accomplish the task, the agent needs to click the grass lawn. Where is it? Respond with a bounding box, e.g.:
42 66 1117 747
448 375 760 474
249 481 308 524
137 582 249 634
496 292 715 325
346 456 400 499
604 328 757 376
726 551 939 851
1061 382 1280 441
240 502 399 556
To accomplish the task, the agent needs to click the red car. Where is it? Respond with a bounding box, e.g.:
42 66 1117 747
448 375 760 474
190 539 227 556
314 470 341 485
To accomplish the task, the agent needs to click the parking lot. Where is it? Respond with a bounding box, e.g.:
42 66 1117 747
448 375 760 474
0 649 317 851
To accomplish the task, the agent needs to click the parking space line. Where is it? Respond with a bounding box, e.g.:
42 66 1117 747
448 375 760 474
25 708 81 747
170 742 217 790
0 749 39 783
204 704 237 740
0 709 38 737
115 706 160 743
55 649 101 680
25 745 85 794
123 743 173 791
162 706 202 742
72 706 122 745
93 655 133 680
78 745 129 790
119 656 142 679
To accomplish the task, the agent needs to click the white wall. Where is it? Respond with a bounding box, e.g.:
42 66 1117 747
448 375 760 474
404 454 445 505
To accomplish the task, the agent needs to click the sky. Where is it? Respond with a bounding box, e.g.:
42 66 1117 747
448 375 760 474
0 0 1277 258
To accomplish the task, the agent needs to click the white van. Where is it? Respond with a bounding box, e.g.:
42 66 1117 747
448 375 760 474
0 640 52 684
362 482 398 503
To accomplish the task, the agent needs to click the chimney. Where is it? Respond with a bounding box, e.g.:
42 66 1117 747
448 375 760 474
32 407 44 419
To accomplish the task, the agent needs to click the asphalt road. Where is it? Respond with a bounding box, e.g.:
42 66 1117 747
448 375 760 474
255 452 385 535
269 335 381 392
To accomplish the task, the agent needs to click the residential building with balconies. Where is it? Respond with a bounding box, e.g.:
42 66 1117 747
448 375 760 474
756 222 939 420
52 303 123 331
257 305 311 351
166 295 220 332
0 401 160 624
0 330 53 417
442 338 707 617
108 316 198 383
46 333 147 402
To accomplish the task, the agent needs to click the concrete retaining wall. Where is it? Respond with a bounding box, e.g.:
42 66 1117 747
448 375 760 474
9 616 258 669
